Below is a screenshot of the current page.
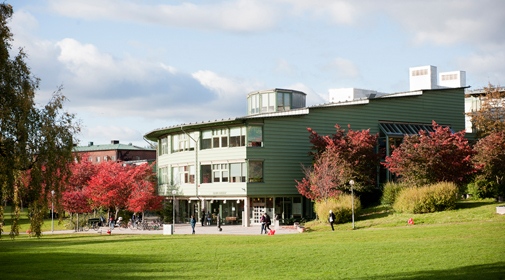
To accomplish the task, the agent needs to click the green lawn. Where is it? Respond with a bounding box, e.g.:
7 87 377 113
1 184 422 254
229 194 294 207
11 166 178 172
1 201 505 279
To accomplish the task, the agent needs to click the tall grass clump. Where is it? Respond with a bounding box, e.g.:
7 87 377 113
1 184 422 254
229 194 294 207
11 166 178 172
393 182 458 214
315 194 361 224
381 182 409 206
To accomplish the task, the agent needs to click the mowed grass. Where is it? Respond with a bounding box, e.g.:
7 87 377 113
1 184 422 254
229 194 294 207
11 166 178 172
1 201 505 280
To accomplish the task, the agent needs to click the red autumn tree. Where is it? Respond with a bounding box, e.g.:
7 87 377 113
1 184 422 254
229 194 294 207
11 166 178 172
127 163 162 217
85 161 132 218
61 154 96 214
297 124 380 201
383 121 475 186
296 149 349 201
61 190 92 214
473 131 505 198
66 154 97 190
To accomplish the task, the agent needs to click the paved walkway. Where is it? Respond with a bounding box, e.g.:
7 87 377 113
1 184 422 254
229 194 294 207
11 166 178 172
42 224 300 236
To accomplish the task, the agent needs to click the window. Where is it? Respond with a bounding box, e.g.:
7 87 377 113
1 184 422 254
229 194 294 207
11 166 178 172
213 164 228 182
247 126 263 147
201 164 212 183
172 133 195 152
202 129 229 149
277 92 291 112
103 156 108 161
96 156 100 162
111 156 116 161
230 162 246 182
160 137 168 155
229 127 245 147
172 165 195 184
201 130 212 150
201 163 245 183
159 167 168 185
249 94 259 114
248 160 263 182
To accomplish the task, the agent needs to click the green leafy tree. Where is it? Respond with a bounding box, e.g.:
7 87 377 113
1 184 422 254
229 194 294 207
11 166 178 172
0 4 80 238
469 84 505 138
383 121 475 187
473 131 505 198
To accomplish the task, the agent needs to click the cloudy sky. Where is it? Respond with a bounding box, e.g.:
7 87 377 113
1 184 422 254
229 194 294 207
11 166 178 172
11 0 505 147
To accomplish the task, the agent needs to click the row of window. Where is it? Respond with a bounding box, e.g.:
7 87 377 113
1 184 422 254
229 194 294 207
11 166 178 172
159 126 263 155
158 161 263 185
78 155 116 162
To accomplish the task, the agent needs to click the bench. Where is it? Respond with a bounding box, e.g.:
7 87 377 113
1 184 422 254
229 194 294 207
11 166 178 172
225 216 237 224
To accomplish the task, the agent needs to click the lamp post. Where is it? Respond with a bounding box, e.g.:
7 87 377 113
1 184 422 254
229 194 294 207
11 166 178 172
349 180 355 230
51 190 55 233
172 190 176 233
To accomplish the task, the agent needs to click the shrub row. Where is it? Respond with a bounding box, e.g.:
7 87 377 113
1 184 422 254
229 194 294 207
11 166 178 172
381 182 410 206
314 194 361 224
392 182 458 214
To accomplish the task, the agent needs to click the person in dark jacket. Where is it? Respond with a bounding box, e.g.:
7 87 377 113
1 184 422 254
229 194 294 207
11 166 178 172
265 213 272 231
328 210 336 231
200 211 205 226
190 215 196 234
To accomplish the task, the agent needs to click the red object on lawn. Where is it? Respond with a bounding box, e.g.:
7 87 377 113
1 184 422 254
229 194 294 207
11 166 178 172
408 218 414 225
107 230 111 235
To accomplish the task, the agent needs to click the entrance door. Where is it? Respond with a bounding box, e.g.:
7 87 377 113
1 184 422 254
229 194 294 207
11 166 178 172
252 205 265 224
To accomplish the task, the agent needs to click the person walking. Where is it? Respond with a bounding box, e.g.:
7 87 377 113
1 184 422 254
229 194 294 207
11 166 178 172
200 211 205 226
190 215 196 234
260 213 266 234
328 210 336 231
265 212 272 232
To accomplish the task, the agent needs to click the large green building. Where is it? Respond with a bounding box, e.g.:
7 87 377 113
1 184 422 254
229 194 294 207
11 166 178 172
144 66 466 227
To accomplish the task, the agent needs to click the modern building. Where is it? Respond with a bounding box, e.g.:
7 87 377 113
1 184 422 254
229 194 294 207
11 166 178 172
73 140 156 164
144 66 467 227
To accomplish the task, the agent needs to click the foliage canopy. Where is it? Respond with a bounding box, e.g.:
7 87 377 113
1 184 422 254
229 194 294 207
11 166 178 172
0 3 80 238
383 121 474 187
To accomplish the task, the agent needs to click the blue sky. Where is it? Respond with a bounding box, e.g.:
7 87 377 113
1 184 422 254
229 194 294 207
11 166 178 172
10 0 505 147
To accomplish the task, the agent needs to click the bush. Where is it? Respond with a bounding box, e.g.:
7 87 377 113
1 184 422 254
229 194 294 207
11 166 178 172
381 182 409 206
315 194 361 224
466 179 498 200
393 182 458 214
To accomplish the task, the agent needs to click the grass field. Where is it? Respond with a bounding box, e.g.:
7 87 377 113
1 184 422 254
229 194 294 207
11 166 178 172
1 200 504 279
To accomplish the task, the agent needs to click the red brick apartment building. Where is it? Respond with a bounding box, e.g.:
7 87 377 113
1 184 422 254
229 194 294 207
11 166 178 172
73 140 156 164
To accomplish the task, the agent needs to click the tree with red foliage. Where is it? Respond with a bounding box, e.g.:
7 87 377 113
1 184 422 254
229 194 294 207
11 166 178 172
61 190 92 214
85 161 132 218
61 155 96 214
473 131 505 198
383 121 475 186
298 124 379 201
296 150 350 201
127 163 163 217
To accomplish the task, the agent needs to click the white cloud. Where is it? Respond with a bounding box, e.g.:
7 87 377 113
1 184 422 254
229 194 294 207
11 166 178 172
326 57 360 79
48 0 277 32
380 0 505 46
281 0 358 25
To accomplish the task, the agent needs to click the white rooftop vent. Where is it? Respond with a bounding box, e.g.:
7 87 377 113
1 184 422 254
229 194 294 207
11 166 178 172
409 65 438 91
439 71 466 88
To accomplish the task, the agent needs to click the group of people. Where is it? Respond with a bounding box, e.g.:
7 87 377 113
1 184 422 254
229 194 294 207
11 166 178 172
190 211 221 234
260 212 272 234
199 211 213 226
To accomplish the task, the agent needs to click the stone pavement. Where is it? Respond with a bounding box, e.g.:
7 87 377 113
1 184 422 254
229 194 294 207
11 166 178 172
42 224 300 236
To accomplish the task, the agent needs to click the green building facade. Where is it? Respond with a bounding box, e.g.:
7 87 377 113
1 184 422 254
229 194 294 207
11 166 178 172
145 86 465 227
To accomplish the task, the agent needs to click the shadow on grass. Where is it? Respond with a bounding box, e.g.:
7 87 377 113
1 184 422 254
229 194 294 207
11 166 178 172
358 205 394 221
456 200 498 209
363 262 505 280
